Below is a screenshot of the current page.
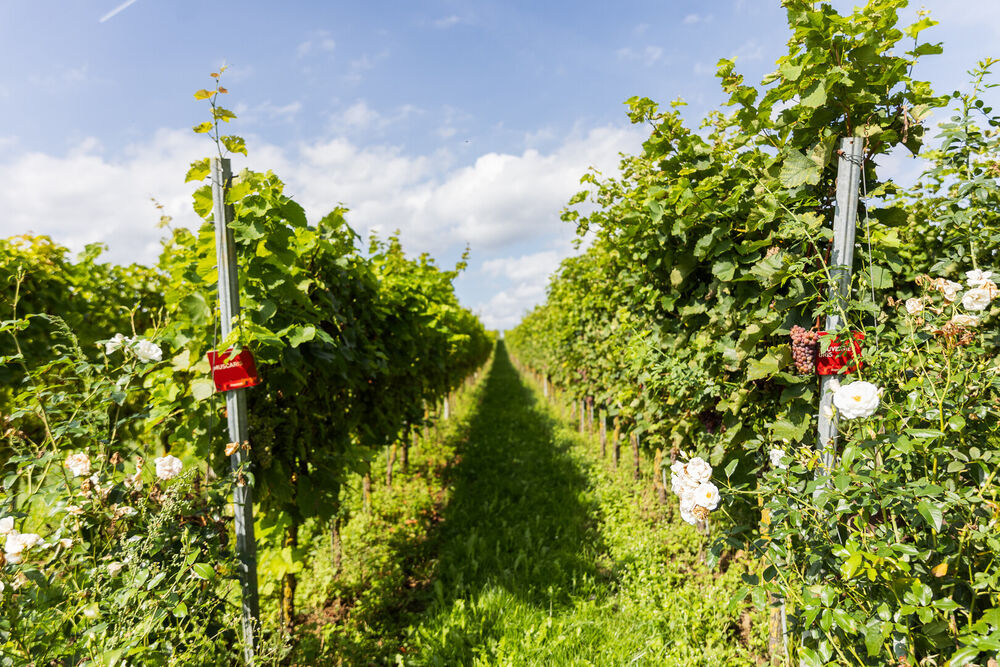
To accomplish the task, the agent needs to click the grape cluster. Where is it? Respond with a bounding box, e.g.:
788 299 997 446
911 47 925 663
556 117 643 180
790 325 819 374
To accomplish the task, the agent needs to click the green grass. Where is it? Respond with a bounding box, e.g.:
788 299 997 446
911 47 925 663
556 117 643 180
291 344 769 665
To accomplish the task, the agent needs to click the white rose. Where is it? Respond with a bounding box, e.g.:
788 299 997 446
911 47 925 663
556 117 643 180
132 339 162 363
5 531 41 562
769 448 788 470
691 482 720 511
679 497 698 526
966 269 994 288
125 471 143 490
65 452 91 478
107 561 124 576
951 314 980 328
961 287 993 312
58 538 73 549
0 517 13 536
940 280 962 302
685 457 712 483
669 461 686 477
832 381 881 420
904 298 923 315
154 455 183 481
671 473 698 497
105 333 128 355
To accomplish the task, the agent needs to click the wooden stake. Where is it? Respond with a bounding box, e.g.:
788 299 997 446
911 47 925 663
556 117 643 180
631 431 640 481
599 410 607 458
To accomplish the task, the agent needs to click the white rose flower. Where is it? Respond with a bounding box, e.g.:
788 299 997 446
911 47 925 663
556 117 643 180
671 473 698 497
832 381 881 420
904 298 923 315
951 314 981 328
679 497 698 526
691 482 720 511
64 452 91 478
5 531 41 563
124 471 143 490
154 455 183 481
107 561 124 576
769 448 788 470
962 287 993 312
105 333 128 355
0 517 13 535
685 457 712 484
58 538 73 549
940 280 962 302
966 269 994 288
669 461 686 477
132 339 162 363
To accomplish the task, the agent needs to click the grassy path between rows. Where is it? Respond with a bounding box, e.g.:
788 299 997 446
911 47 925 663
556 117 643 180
293 343 767 665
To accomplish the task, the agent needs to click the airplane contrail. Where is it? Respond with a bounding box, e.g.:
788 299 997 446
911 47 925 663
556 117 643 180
99 0 141 23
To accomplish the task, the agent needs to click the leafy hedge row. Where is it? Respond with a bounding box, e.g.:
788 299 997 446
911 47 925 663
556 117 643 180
0 77 493 661
508 2 1000 664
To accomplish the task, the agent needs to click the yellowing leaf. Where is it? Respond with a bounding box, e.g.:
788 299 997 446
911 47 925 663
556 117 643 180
184 158 210 183
932 562 948 577
193 89 213 100
192 121 213 134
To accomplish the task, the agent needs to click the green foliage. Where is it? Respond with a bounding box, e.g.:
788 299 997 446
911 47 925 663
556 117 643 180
509 2 1000 663
0 235 163 404
0 73 492 661
0 315 258 665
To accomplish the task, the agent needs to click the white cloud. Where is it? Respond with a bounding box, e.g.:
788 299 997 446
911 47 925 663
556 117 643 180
345 52 388 84
693 62 715 76
730 39 764 62
476 279 550 330
433 15 463 29
0 121 642 327
235 100 303 125
683 13 713 25
483 250 563 284
0 129 206 265
28 65 91 92
329 100 422 134
435 105 473 142
616 46 665 67
98 0 140 23
297 30 336 58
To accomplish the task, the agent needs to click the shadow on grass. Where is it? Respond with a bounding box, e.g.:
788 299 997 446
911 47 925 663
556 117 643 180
291 343 605 666
406 341 607 662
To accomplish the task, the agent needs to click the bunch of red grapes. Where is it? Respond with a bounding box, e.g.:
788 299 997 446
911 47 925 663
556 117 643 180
790 325 820 374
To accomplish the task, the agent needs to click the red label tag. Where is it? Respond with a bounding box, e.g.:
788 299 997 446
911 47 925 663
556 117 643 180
816 331 864 376
207 349 261 391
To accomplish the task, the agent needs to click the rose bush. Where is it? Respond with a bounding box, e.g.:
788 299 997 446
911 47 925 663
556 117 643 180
0 311 268 664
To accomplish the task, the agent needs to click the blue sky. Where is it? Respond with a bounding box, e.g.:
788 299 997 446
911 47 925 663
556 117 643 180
2 1 999 328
